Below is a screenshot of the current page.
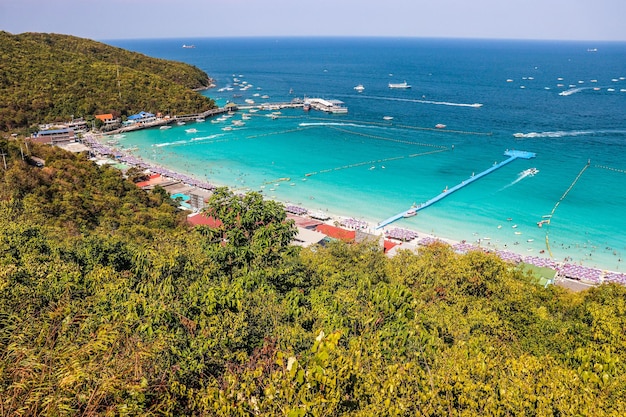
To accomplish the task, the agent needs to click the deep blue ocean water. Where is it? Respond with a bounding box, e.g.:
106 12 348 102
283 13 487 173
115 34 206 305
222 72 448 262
106 37 626 271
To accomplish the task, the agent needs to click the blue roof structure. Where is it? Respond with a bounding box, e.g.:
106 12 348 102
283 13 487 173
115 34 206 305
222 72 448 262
127 111 155 120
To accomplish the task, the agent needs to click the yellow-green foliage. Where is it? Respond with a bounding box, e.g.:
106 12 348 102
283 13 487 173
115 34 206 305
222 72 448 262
0 31 216 131
1 143 625 415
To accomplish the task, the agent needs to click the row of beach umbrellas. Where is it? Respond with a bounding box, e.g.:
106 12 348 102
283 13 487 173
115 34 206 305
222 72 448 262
385 227 419 242
285 205 308 215
340 217 368 230
83 136 216 191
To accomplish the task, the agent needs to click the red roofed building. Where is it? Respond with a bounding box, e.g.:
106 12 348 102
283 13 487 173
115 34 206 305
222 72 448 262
383 239 399 253
287 213 324 229
187 212 222 228
135 174 163 188
95 113 114 123
315 224 356 242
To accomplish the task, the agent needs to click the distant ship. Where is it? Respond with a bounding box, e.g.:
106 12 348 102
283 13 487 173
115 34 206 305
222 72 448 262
388 81 411 89
182 44 196 49
354 84 365 92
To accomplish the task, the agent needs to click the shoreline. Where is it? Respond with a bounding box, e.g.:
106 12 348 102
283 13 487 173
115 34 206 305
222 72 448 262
81 133 626 288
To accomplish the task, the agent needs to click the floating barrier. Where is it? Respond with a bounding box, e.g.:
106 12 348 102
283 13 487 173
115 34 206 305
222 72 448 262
303 148 448 178
326 126 448 149
595 165 626 174
543 161 590 257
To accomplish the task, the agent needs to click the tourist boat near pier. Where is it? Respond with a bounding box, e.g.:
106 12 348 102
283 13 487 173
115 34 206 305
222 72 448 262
305 98 348 114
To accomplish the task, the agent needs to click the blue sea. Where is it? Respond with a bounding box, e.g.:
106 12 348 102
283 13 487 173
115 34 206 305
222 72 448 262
106 37 626 271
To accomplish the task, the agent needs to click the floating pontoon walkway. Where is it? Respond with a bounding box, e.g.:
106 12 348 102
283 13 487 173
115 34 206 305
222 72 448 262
375 150 536 229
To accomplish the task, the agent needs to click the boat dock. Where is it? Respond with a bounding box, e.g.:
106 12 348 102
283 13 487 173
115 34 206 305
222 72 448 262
375 150 536 229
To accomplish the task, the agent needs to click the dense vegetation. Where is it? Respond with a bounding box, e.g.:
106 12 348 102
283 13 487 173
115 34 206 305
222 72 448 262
1 140 625 416
0 31 216 131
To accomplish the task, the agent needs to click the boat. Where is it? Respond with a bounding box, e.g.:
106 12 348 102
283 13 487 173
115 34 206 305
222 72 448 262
160 125 171 130
435 123 446 129
177 121 186 126
522 168 539 176
185 128 198 133
182 44 195 49
195 118 205 123
354 84 365 92
388 81 411 89
403 208 417 218
383 116 394 121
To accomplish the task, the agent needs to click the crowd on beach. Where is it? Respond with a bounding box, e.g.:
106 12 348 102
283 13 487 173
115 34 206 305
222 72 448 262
83 134 216 191
82 134 626 288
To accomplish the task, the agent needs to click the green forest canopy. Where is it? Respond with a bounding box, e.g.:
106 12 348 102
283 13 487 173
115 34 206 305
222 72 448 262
0 31 216 131
1 140 625 415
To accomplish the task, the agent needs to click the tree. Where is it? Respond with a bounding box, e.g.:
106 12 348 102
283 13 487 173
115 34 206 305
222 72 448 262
200 187 297 275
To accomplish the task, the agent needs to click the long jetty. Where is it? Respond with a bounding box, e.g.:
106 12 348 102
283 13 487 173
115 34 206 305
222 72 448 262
375 150 536 229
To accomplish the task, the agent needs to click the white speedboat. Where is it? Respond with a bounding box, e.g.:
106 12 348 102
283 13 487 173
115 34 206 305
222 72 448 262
388 81 411 89
354 84 365 92
383 116 393 121
403 208 417 218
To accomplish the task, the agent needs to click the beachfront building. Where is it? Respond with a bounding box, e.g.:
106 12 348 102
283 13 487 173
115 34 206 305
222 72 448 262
125 111 156 126
30 128 76 145
65 118 88 133
95 113 120 127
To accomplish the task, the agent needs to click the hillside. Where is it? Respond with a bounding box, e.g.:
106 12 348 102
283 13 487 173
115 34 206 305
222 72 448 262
0 31 216 131
1 140 625 415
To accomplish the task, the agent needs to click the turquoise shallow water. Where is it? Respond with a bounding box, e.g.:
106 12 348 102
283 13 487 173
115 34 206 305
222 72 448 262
107 37 626 271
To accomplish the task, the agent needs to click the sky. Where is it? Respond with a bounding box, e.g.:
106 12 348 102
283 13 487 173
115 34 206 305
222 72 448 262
1 0 626 42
